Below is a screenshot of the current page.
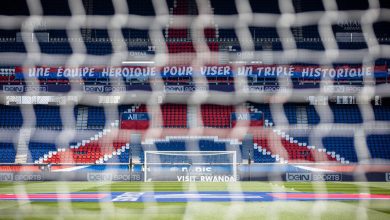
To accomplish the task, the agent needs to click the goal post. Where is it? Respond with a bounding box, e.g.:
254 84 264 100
144 151 237 182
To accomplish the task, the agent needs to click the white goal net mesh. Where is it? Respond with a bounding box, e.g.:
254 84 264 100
0 0 389 219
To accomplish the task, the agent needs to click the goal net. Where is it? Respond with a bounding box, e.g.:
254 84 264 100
0 0 389 218
144 151 237 182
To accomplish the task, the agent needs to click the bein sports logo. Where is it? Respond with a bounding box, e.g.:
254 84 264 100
0 173 42 181
87 173 113 181
164 85 207 93
87 173 142 182
286 173 312 182
0 173 13 181
3 85 47 93
286 173 342 182
84 85 126 93
3 85 24 93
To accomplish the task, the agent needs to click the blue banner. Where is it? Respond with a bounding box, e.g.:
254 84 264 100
121 113 149 121
231 113 263 121
13 65 388 79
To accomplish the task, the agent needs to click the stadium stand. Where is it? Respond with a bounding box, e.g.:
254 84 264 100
160 104 187 128
2 2 390 220
0 143 16 163
34 105 63 129
329 104 363 124
253 144 277 163
367 135 390 160
322 137 358 162
28 142 57 163
373 103 390 121
0 105 23 128
253 131 337 163
1 99 389 164
0 0 389 168
201 105 234 128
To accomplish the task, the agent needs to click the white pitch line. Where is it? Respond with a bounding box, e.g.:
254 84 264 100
51 166 89 172
294 165 333 173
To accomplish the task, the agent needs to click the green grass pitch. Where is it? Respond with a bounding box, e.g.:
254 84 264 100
0 181 389 220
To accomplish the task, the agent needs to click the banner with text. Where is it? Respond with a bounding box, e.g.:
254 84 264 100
120 113 150 130
14 65 388 79
231 112 264 127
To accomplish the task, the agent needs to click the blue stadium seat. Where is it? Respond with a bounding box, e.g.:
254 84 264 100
284 103 298 124
373 22 390 40
211 0 237 15
127 0 155 16
280 104 320 125
250 103 274 124
373 104 390 121
335 0 369 10
28 142 57 163
296 42 325 51
88 0 115 15
155 141 187 151
0 105 23 128
249 0 280 13
0 0 29 15
34 105 63 129
87 106 106 129
85 42 112 55
367 135 390 160
219 29 237 39
40 0 71 16
294 137 309 144
122 29 150 39
0 42 26 53
307 105 320 124
39 42 73 54
323 137 358 162
330 104 363 123
106 148 131 163
253 147 276 163
0 143 16 163
249 27 279 39
292 0 325 12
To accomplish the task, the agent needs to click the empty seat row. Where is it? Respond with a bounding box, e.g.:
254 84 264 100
201 105 234 128
0 143 16 163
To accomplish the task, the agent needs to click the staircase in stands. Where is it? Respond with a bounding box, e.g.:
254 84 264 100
247 103 346 164
15 128 32 164
33 103 345 164
34 105 146 164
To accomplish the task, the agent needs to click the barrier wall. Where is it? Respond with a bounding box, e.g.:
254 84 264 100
0 172 143 182
0 164 389 182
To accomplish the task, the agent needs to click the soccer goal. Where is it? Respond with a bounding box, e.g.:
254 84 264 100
144 151 237 182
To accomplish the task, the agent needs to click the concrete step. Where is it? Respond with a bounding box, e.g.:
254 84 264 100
15 128 32 164
296 106 308 124
76 107 89 130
